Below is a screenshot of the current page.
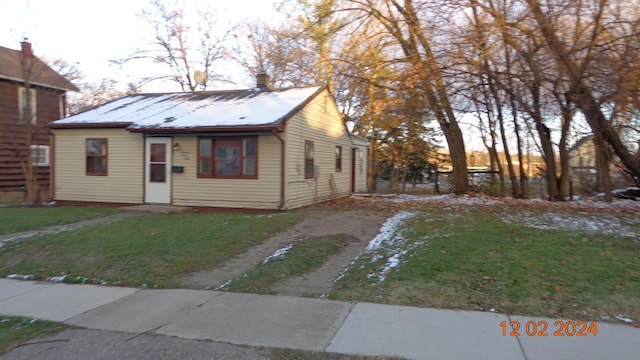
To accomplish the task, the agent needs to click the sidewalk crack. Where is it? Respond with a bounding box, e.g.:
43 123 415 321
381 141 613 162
507 314 529 360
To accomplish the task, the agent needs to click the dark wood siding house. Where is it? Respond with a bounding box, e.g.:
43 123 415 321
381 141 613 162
0 41 78 202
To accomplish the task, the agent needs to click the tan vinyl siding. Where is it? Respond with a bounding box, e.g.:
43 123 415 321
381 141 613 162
171 134 282 209
284 89 354 209
52 128 143 204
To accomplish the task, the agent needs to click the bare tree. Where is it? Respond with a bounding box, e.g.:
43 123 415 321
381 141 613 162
525 0 640 183
231 20 319 88
344 0 469 193
67 78 130 115
113 0 232 92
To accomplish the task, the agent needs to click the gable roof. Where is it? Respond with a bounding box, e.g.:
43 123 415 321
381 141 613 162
51 86 325 133
0 45 79 92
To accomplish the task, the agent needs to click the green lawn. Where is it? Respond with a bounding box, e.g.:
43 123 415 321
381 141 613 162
223 234 352 294
331 207 640 322
0 316 67 355
0 207 116 235
0 212 301 288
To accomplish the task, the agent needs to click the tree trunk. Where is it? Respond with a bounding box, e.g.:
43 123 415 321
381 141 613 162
594 134 613 201
527 0 640 181
373 0 469 194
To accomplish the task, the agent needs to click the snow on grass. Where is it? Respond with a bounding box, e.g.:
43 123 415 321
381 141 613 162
46 275 67 283
358 193 640 213
6 273 35 280
336 211 419 283
262 243 294 264
365 211 417 252
262 236 309 265
0 226 83 247
615 314 634 324
502 211 639 238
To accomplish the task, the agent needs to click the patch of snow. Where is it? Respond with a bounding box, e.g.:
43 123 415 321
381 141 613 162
615 314 634 324
372 250 408 282
365 211 417 252
6 273 35 280
337 211 421 283
359 193 640 213
262 243 294 264
0 218 127 248
47 275 67 283
502 211 638 238
0 232 39 245
216 279 233 290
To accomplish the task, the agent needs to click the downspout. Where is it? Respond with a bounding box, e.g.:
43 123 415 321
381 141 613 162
50 131 55 202
272 130 285 210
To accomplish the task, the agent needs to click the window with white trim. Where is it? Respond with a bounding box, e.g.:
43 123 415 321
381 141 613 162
31 145 50 166
18 87 37 124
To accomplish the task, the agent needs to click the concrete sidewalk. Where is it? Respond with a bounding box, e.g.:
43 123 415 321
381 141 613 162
1 279 638 359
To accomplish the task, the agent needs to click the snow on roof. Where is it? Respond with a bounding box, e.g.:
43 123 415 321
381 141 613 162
53 86 323 130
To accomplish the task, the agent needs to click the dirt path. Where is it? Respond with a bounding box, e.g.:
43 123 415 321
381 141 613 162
181 209 386 295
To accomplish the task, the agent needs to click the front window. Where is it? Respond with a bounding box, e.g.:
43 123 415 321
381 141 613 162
86 139 107 175
335 146 342 172
305 140 314 179
198 137 257 178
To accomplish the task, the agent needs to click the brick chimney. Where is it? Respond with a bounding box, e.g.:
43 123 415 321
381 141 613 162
256 73 272 91
21 39 33 58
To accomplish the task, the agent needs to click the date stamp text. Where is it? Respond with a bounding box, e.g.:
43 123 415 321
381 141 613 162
500 320 598 337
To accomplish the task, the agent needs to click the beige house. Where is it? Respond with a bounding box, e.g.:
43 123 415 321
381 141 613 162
50 84 368 210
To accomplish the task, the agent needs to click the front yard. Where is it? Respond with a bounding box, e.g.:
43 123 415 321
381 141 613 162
0 212 301 288
0 206 116 235
330 203 640 323
1 196 639 324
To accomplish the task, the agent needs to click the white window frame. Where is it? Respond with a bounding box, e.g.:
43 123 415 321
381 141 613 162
59 94 65 119
18 87 37 124
31 145 50 167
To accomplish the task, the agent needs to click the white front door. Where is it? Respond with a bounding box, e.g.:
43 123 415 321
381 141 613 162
145 137 172 204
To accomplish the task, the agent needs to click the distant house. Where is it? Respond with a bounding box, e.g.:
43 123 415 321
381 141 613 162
568 135 634 192
569 135 597 171
0 41 78 202
50 77 369 210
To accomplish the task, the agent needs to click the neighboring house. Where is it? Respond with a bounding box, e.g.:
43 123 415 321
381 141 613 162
568 135 633 192
0 41 78 202
50 78 369 210
569 135 597 171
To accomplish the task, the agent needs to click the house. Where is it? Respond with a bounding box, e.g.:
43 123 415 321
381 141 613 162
568 135 634 193
50 77 369 210
0 40 78 202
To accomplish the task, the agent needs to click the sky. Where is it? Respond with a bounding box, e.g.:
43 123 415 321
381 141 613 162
1 0 283 91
